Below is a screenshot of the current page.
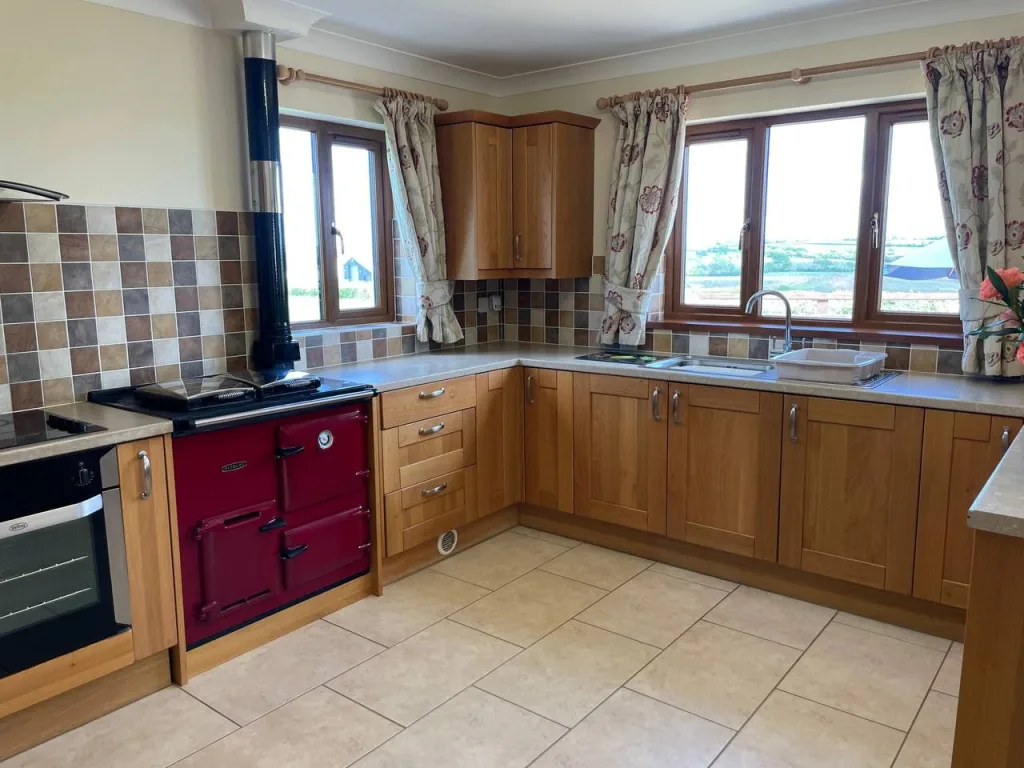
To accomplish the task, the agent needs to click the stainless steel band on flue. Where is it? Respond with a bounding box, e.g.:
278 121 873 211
250 159 283 214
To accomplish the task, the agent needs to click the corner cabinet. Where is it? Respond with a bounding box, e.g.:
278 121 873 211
573 373 667 534
436 110 599 280
914 411 1022 608
524 367 574 513
667 385 783 560
779 396 924 594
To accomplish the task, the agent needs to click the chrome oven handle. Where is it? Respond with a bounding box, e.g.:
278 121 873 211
418 387 446 400
419 422 445 436
0 495 103 540
139 450 152 500
421 482 448 498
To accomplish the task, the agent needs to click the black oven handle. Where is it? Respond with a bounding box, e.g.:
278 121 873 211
0 494 103 540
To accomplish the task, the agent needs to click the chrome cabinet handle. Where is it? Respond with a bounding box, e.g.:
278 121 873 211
652 387 662 422
514 233 522 261
419 422 445 436
1002 426 1012 454
422 482 448 498
526 375 534 404
672 390 681 426
418 387 445 400
138 450 152 500
789 403 799 444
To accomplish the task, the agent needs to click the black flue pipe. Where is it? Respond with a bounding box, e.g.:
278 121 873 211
242 30 300 370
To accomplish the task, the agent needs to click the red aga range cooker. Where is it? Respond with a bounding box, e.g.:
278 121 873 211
90 370 376 646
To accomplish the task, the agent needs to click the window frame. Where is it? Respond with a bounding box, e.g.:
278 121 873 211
662 100 961 344
280 115 395 328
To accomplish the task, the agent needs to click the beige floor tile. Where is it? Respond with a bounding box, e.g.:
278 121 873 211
714 691 905 768
704 585 835 649
477 620 659 726
185 620 384 725
352 687 565 768
627 620 800 729
175 687 399 768
511 525 582 548
779 622 945 731
4 687 235 768
932 642 962 697
538 543 653 590
328 619 519 725
531 689 733 768
324 570 489 646
451 569 606 647
647 562 739 592
893 691 957 768
577 570 729 647
833 612 952 652
431 531 568 589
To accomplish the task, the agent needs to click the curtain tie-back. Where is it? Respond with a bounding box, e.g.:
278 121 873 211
602 278 651 316
418 279 453 310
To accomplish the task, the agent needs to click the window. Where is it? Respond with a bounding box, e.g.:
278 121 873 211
665 101 959 338
279 117 393 326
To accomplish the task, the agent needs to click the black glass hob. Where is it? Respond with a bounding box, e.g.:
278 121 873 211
0 410 106 451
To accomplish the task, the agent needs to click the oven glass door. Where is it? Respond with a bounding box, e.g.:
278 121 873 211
0 492 128 678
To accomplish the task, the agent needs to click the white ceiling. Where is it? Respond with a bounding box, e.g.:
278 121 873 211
85 0 1023 95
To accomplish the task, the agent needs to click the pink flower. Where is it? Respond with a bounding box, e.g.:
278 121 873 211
1002 308 1018 324
980 277 1000 300
998 267 1024 289
1016 343 1024 367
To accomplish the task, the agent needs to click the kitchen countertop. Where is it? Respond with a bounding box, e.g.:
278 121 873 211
322 341 1024 418
0 402 172 468
970 431 1024 538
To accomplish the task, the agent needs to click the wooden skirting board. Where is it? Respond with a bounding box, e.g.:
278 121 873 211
181 574 373 681
520 505 966 641
0 651 171 761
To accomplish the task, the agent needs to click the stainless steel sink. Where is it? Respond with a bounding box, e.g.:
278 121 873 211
668 357 774 378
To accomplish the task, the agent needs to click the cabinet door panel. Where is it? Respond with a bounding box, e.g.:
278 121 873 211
574 373 666 533
524 368 573 513
512 124 553 269
780 396 923 594
474 123 512 271
667 385 782 560
915 411 1022 607
476 368 523 517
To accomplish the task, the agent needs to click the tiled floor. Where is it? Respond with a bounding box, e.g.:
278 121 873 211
5 526 962 767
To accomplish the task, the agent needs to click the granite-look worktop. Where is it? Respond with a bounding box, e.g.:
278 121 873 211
322 341 1024 418
969 431 1024 538
0 402 172 468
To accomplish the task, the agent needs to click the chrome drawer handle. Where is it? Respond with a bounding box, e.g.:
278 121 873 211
138 450 152 500
1002 425 1013 454
419 422 445 436
789 403 799 443
422 482 448 498
418 387 446 400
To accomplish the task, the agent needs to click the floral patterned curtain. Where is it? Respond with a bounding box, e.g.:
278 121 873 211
924 42 1024 376
601 91 687 346
374 90 463 343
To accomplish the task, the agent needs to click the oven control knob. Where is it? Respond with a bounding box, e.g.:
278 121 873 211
75 462 95 487
317 430 334 450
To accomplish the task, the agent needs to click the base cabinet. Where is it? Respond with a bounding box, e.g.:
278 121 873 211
573 373 667 534
667 385 783 560
524 368 574 513
476 369 524 517
914 411 1022 608
779 396 923 593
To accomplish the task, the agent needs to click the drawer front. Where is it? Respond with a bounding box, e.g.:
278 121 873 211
281 506 372 590
381 376 476 429
384 466 477 556
381 408 477 493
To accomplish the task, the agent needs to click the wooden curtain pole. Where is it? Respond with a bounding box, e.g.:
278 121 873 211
277 65 450 111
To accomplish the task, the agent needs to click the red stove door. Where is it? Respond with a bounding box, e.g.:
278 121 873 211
276 405 369 514
193 501 282 623
281 505 372 590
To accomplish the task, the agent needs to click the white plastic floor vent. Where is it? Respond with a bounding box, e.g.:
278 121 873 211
437 529 458 555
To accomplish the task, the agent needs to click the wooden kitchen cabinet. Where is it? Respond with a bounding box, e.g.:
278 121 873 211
117 437 178 660
475 369 524 518
573 373 667 534
779 396 923 593
667 385 783 560
524 367 574 513
436 110 598 280
914 411 1022 608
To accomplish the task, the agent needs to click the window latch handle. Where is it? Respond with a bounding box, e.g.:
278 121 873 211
331 222 345 254
870 212 880 250
739 218 751 251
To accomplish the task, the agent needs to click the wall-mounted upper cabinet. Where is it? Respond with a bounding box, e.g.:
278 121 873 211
436 110 599 280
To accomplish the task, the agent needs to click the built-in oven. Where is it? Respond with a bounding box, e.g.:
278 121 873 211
0 447 131 678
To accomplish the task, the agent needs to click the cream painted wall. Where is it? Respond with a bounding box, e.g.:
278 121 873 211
500 13 1024 257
